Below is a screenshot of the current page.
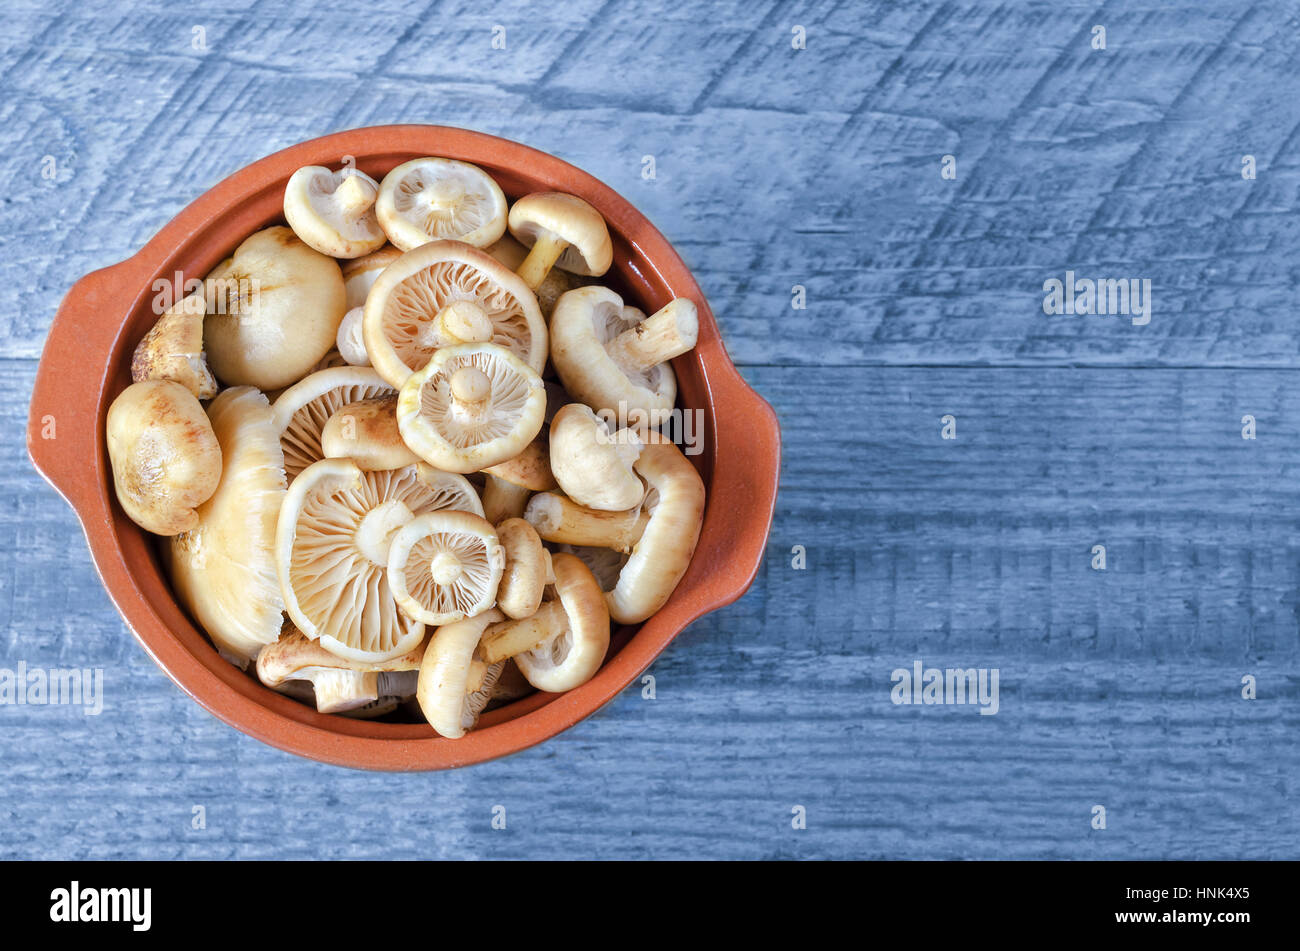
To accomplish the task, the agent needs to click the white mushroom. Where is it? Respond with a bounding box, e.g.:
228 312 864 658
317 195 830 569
524 492 648 553
507 192 612 291
548 402 643 511
257 624 424 714
386 510 503 625
494 517 553 620
335 307 370 366
271 366 397 481
131 291 217 399
342 246 402 310
284 165 387 259
417 609 505 739
376 158 508 251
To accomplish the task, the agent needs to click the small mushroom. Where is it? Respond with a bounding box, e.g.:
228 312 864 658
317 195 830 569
486 233 578 319
481 475 532 525
363 239 547 387
335 307 369 366
342 246 402 310
549 403 644 511
507 192 612 291
257 624 424 714
168 387 287 667
283 165 387 259
320 397 419 471
495 517 553 619
107 380 222 535
524 492 648 553
396 343 546 474
606 439 705 624
376 158 508 251
131 291 217 399
385 509 504 626
203 226 347 390
271 366 397 481
478 437 555 524
417 609 505 739
550 287 698 422
480 553 609 692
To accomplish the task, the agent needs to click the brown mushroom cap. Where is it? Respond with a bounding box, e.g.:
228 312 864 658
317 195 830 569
131 291 217 399
320 397 419 471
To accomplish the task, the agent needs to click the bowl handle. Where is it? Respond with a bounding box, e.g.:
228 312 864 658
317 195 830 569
27 256 147 517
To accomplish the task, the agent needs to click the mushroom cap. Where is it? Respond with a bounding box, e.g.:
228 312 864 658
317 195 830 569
495 517 550 619
512 552 610 692
107 380 223 536
386 509 503 625
376 157 508 252
507 192 612 277
549 285 676 418
481 437 556 491
396 343 547 474
168 387 287 666
320 397 419 471
283 166 387 259
606 439 706 624
276 458 481 663
335 307 370 366
203 226 347 390
271 366 397 481
363 239 547 387
417 609 505 738
131 291 217 399
549 402 644 511
257 623 424 713
342 245 402 310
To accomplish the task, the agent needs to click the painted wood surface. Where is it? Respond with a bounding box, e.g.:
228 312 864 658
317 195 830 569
2 0 1298 859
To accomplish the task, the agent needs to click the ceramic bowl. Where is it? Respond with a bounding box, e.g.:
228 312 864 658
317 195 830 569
26 125 780 770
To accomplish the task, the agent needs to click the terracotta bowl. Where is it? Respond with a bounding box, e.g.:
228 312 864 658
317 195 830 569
26 125 780 770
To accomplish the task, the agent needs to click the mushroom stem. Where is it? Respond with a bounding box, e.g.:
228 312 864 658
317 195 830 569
605 299 699 373
525 492 649 553
482 475 532 524
430 551 464 585
435 300 493 345
480 601 567 665
336 173 378 215
516 233 567 290
450 366 492 406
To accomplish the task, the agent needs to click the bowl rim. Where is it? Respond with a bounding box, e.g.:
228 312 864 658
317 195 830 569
26 124 782 770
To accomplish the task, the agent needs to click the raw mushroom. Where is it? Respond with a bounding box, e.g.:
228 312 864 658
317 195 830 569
396 343 546 474
524 491 648 554
482 475 531 525
131 291 217 399
487 659 534 706
480 553 609 692
168 387 287 667
607 439 706 624
385 510 504 625
283 165 387 259
107 380 222 535
271 366 397 481
342 246 402 310
363 239 547 387
275 458 480 663
479 437 555 524
417 609 505 739
507 192 612 291
376 158 508 251
495 517 553 619
486 233 578 319
203 226 347 390
335 307 369 366
549 402 644 511
320 397 419 471
550 287 698 423
555 544 629 593
257 624 424 714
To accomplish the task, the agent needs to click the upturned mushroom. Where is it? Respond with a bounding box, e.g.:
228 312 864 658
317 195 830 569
363 240 547 387
494 517 553 620
168 387 287 667
606 438 706 624
385 509 504 626
507 192 612 291
257 624 424 714
203 226 347 390
376 158 507 251
524 492 649 553
550 287 698 423
271 366 397 481
548 402 644 511
479 553 609 692
416 609 505 739
396 343 546 474
131 291 217 399
107 380 222 535
283 165 387 259
320 397 419 470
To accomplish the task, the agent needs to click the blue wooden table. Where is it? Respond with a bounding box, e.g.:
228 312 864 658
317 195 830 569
2 0 1297 859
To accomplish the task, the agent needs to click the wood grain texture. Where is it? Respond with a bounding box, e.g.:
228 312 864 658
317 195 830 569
2 0 1298 859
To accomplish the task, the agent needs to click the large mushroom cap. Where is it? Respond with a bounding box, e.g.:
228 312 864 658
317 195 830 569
508 192 612 279
168 386 287 667
131 291 217 399
283 165 387 259
363 240 547 387
549 402 644 511
396 342 547 474
203 226 347 390
376 158 508 251
386 509 503 625
271 366 397 481
107 380 223 536
417 609 505 739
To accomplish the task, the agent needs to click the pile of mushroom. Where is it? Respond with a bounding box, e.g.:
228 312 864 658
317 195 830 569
104 155 707 738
